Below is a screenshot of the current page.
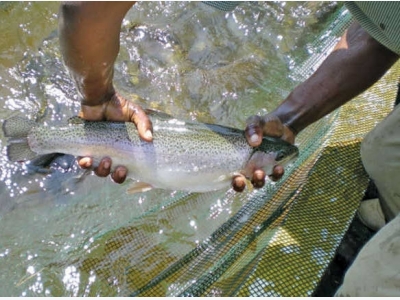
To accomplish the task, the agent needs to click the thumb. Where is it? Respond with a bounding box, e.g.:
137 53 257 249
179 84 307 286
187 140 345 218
128 102 153 142
245 115 264 147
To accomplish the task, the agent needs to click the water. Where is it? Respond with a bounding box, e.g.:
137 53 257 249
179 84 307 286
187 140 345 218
0 1 340 296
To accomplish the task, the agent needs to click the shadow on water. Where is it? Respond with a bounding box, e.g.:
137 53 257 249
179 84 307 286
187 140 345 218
0 1 342 296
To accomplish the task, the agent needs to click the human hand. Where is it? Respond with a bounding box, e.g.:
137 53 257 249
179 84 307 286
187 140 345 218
77 93 153 184
232 113 296 192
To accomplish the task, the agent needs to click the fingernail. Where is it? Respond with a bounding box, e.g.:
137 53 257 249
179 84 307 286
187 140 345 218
81 157 92 168
145 130 153 140
117 169 127 182
103 160 110 169
233 175 246 192
250 134 260 144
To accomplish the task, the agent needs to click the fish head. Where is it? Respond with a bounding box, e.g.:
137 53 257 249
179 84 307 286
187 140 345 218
271 140 299 167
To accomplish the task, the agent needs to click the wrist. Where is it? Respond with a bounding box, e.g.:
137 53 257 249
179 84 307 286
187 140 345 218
81 93 113 107
271 82 317 136
78 88 116 121
78 83 116 107
271 99 302 136
67 63 116 107
283 122 299 136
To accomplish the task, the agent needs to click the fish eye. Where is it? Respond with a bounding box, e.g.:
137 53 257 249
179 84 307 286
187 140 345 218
275 151 285 162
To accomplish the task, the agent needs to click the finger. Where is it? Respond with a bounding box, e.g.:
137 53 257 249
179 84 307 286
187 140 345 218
78 156 93 169
111 166 127 184
262 114 284 138
245 115 264 147
281 126 296 145
251 169 266 188
94 157 112 177
269 165 284 181
232 174 246 192
128 103 153 142
104 94 153 142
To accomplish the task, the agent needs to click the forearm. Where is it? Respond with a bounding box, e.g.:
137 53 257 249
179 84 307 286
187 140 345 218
58 1 135 106
274 22 399 134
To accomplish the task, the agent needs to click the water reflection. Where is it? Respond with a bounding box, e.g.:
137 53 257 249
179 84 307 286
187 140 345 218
0 1 340 296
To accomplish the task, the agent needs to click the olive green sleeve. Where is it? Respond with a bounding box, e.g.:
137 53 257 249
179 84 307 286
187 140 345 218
345 1 400 55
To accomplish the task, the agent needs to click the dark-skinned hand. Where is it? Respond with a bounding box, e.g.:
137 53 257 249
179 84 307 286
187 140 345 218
77 93 152 184
231 113 297 192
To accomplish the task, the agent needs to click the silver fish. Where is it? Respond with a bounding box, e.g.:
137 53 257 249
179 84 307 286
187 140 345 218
2 111 299 193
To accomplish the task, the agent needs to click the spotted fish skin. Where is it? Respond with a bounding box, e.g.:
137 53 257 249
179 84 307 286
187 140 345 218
3 112 299 193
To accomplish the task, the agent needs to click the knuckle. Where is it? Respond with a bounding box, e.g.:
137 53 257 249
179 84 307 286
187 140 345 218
245 115 261 125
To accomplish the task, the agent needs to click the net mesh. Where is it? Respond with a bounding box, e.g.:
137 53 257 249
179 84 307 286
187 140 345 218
54 8 399 296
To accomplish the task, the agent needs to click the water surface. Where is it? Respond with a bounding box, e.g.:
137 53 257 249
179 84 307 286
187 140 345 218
0 1 340 296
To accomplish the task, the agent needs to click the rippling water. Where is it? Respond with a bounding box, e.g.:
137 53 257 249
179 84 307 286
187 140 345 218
0 1 340 296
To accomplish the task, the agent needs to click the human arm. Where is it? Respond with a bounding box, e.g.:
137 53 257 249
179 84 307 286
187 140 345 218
267 21 399 137
233 21 399 192
58 1 152 183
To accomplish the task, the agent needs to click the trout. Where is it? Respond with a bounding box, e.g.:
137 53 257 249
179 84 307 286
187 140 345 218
2 111 299 193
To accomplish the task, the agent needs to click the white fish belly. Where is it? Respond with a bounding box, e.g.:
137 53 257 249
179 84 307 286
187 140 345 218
150 168 236 192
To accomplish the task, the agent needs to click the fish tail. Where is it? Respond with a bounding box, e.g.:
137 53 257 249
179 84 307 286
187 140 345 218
2 116 37 162
2 115 36 138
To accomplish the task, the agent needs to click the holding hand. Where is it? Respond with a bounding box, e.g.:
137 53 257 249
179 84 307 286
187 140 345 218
77 93 152 184
231 113 297 192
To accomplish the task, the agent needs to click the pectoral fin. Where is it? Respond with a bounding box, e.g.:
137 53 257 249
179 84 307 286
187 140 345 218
126 181 154 194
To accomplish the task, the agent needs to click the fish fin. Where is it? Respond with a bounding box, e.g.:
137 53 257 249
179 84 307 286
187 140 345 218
29 153 64 168
246 178 254 193
72 169 92 184
6 139 37 162
144 108 175 120
2 116 40 162
2 116 36 138
67 116 85 125
126 181 154 194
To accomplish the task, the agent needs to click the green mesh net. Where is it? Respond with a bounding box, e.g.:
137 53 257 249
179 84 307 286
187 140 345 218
201 1 241 12
19 6 399 297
